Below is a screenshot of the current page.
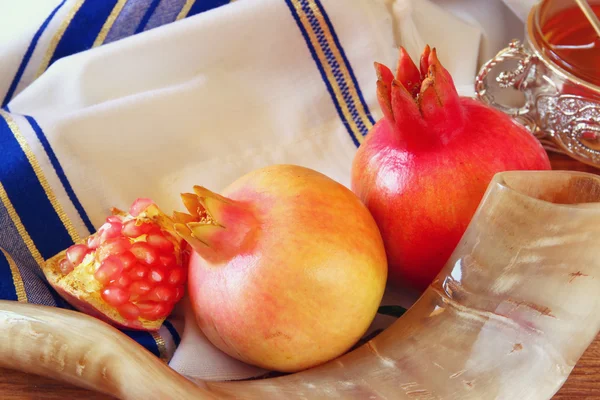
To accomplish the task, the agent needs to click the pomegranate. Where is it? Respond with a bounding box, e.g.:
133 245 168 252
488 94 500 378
351 46 551 292
176 165 388 372
43 198 189 331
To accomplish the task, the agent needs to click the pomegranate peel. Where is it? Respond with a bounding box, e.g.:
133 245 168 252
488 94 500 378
43 200 190 331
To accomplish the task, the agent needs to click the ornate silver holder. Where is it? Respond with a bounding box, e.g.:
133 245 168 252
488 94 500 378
476 0 600 169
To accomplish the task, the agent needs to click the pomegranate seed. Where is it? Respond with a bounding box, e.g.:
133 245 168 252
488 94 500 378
145 223 162 235
122 220 154 238
66 244 89 267
97 237 131 262
59 258 74 274
146 285 176 303
101 286 129 306
168 267 186 286
146 233 174 253
113 274 132 288
148 266 167 283
94 256 124 285
137 302 170 320
159 254 177 268
130 242 158 265
129 264 149 280
130 281 152 296
129 198 154 217
173 286 185 302
98 221 122 241
87 234 102 249
116 251 137 269
118 303 140 320
106 215 122 224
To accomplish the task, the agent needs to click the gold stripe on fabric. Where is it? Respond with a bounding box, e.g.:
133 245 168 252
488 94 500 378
306 0 373 132
0 111 80 243
0 183 45 268
176 0 195 20
0 248 28 303
36 0 85 78
151 331 169 362
93 0 127 47
289 0 363 144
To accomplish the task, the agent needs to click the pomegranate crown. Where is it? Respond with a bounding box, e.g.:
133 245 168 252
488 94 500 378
374 45 464 141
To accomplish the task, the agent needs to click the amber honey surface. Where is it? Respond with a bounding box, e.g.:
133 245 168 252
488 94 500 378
542 4 600 86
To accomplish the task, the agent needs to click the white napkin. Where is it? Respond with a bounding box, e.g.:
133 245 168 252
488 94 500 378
0 0 528 381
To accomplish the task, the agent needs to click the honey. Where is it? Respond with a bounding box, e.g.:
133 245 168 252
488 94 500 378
541 4 600 86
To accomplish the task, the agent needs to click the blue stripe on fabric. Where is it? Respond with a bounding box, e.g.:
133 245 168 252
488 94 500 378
25 116 95 234
104 0 152 44
0 251 18 302
48 0 118 70
284 0 360 147
0 117 73 259
123 329 161 357
2 0 68 107
187 0 229 17
135 0 162 34
144 0 186 31
164 320 181 346
0 198 59 306
312 0 375 128
298 0 370 137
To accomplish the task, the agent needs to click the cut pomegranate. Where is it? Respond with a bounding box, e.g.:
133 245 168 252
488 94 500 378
118 303 140 320
130 242 158 265
59 258 74 274
98 220 122 241
116 251 137 270
94 256 124 285
168 267 186 286
101 286 129 306
122 220 153 238
146 233 174 253
106 215 123 224
173 286 185 302
129 198 154 217
66 244 89 266
129 264 150 280
146 285 176 303
130 281 152 297
43 197 190 331
87 235 102 249
149 266 167 284
138 302 170 320
159 254 176 268
97 237 131 262
113 274 132 288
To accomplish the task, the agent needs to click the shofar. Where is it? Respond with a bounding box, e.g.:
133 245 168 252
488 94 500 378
1 170 599 400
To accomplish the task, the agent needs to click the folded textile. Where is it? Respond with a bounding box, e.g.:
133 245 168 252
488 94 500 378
0 0 527 381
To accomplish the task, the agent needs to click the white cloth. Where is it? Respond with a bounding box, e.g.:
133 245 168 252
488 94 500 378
0 0 530 381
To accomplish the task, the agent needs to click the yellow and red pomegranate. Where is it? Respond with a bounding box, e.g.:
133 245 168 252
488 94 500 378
177 165 388 372
351 46 551 292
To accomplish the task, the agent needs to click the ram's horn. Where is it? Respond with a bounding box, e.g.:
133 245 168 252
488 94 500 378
2 170 600 400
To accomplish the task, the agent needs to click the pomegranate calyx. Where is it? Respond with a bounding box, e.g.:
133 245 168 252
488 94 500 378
396 47 421 98
375 45 464 147
175 186 259 262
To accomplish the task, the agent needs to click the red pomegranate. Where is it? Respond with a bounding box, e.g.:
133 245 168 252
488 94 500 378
351 46 551 291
